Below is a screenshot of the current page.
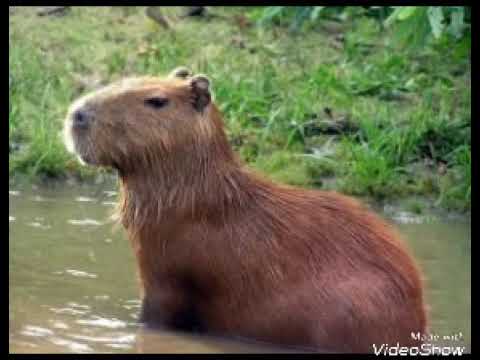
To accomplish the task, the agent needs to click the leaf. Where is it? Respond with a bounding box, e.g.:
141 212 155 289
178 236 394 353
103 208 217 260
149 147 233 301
260 6 286 24
448 7 465 39
384 6 418 27
291 6 312 30
427 7 445 39
310 6 325 21
384 8 401 27
397 6 418 20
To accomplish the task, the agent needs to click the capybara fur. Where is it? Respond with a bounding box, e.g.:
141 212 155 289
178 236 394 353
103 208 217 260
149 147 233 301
64 67 427 353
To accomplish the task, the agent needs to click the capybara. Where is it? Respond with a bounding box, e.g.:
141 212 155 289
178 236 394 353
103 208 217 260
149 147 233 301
63 67 427 353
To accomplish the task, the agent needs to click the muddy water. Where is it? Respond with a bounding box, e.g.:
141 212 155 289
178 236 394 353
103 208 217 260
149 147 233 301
9 183 471 353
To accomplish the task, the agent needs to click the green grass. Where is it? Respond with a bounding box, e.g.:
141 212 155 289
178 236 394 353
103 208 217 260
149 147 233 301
9 6 470 211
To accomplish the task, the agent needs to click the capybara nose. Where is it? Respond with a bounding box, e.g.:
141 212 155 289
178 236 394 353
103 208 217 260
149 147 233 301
72 108 94 130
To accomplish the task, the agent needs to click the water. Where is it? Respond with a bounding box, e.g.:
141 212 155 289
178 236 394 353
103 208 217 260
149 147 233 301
9 182 471 353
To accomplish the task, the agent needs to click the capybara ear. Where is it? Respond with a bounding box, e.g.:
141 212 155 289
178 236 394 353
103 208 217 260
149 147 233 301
190 74 211 112
169 67 192 79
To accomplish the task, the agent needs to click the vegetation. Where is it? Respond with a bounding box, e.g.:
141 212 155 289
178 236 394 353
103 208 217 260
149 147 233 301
9 6 470 211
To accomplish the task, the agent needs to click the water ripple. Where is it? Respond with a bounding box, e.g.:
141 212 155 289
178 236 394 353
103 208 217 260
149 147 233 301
54 269 98 279
69 333 135 344
67 219 104 226
27 222 51 230
49 320 69 330
66 302 90 310
103 191 117 197
102 201 117 207
49 307 89 316
50 337 93 353
391 211 434 224
75 196 97 203
20 325 54 337
31 195 54 202
76 316 127 329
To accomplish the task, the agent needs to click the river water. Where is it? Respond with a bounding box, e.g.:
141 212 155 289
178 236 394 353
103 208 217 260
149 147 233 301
9 182 471 353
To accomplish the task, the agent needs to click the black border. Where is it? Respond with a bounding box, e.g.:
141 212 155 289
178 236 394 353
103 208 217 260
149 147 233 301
8 3 474 358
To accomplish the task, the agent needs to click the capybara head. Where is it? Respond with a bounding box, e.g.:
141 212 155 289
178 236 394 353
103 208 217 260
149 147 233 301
63 67 222 174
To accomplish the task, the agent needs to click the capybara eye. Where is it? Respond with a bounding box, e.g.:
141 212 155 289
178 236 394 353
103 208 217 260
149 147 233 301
144 97 169 109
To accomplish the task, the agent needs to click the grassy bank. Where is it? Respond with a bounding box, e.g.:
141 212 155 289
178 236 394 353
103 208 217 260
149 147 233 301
9 6 471 211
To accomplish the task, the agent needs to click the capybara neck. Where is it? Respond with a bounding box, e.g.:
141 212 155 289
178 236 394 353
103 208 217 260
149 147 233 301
117 104 257 231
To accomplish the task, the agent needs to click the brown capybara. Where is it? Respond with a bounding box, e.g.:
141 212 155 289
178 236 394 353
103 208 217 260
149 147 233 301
63 67 427 353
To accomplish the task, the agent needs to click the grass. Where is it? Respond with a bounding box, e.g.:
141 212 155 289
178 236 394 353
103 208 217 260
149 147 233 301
9 6 471 211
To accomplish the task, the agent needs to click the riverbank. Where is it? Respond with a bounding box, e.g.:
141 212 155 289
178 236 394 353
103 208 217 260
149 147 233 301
9 7 471 212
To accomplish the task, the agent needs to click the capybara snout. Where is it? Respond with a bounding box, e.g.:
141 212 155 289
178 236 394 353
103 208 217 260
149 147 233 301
71 106 94 130
64 69 213 171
